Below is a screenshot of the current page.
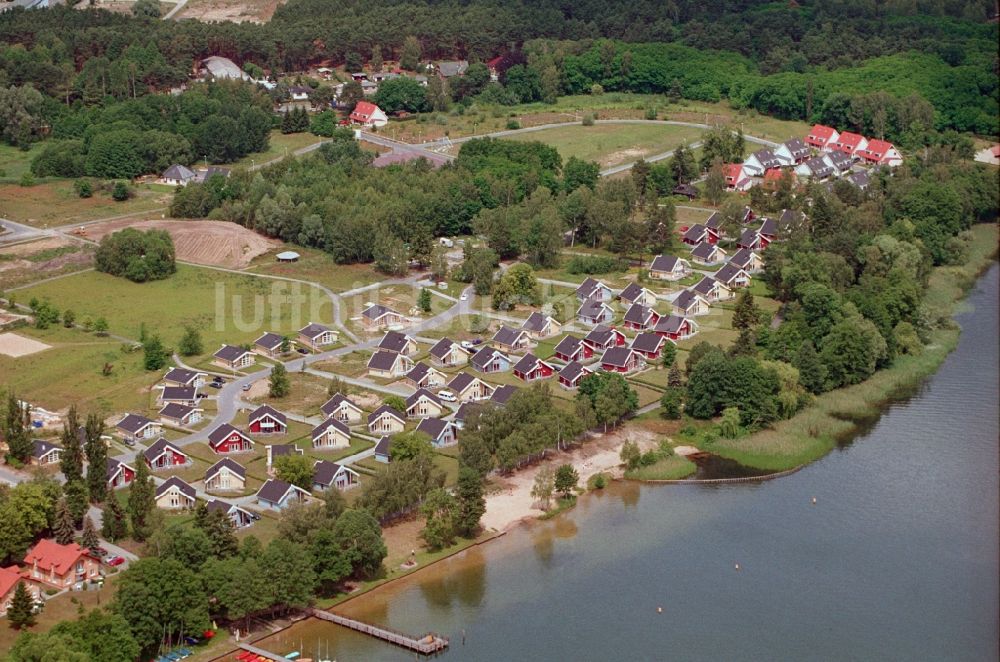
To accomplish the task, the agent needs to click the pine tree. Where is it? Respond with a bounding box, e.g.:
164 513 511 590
102 485 128 542
454 467 485 537
80 515 100 555
4 391 32 464
64 479 89 527
204 509 239 558
84 413 108 502
704 160 726 205
269 363 290 398
661 341 677 368
418 287 432 313
667 362 684 388
7 582 36 628
127 460 154 541
281 110 294 133
193 500 210 530
60 405 83 482
371 44 383 72
53 497 76 545
732 289 761 330
728 327 757 357
178 325 203 356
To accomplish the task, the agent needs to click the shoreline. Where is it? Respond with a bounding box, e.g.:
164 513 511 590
206 226 998 662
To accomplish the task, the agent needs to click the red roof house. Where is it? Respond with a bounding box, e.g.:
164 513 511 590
831 131 868 156
805 124 839 149
856 139 902 166
349 101 388 127
22 540 101 589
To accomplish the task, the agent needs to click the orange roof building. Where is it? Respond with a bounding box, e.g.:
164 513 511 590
22 539 101 588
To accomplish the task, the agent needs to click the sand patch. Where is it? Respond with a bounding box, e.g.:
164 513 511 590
82 219 280 269
0 332 52 357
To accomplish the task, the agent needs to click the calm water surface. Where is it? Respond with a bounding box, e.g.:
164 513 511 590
261 264 999 661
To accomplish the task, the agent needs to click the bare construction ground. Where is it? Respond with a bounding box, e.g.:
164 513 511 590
0 332 51 357
0 237 94 290
83 219 280 269
177 0 286 22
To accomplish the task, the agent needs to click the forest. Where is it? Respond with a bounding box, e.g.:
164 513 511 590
0 0 996 152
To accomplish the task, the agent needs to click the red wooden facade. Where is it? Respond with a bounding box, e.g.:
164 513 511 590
249 414 286 435
213 431 252 454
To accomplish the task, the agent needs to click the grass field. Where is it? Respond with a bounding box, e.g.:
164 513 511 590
229 130 327 169
18 264 337 352
0 180 172 229
505 124 703 168
624 454 697 480
0 142 38 184
0 325 159 414
245 245 383 294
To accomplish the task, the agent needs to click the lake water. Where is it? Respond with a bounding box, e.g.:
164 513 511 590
258 264 999 661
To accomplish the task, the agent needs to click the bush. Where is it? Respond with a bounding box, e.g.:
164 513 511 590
581 113 595 126
506 119 521 130
645 107 658 120
19 172 35 187
74 179 93 198
565 255 621 275
95 228 176 283
111 181 131 201
590 84 604 95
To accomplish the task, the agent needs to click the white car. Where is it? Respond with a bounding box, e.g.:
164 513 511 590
438 390 457 402
460 293 468 301
460 340 476 350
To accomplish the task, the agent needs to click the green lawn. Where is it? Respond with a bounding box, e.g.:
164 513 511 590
0 142 38 183
228 130 328 169
0 325 160 414
244 244 383 294
17 263 337 353
0 180 172 228
506 123 703 168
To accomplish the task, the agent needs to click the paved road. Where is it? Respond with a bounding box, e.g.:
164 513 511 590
161 0 187 19
0 216 47 245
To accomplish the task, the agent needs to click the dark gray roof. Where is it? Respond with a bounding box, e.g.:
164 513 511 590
163 164 195 180
429 337 461 359
448 372 476 393
206 499 241 515
758 217 778 236
31 439 60 459
117 413 153 434
368 350 402 371
691 242 719 260
208 423 251 446
750 148 780 168
575 277 608 299
214 344 251 362
106 458 133 481
378 330 411 353
801 156 833 177
492 325 526 347
782 138 809 157
619 282 645 303
164 368 203 385
623 303 654 326
406 388 442 409
313 460 355 487
321 393 360 417
577 298 611 319
437 60 468 77
738 229 760 247
312 418 351 439
206 457 246 481
729 248 758 268
655 315 690 334
255 332 284 351
693 276 721 297
779 209 805 229
490 384 518 404
161 386 196 401
374 435 391 459
299 322 332 339
826 150 853 171
601 346 635 367
682 224 708 243
416 417 452 440
559 361 589 383
268 443 302 458
554 334 583 356
406 361 431 384
143 437 186 463
362 303 398 320
583 325 620 347
650 254 682 273
257 478 303 504
631 332 664 353
368 404 404 425
470 347 506 370
512 353 545 374
249 404 286 427
704 212 723 230
673 290 703 311
740 206 753 222
847 171 870 188
715 263 748 286
521 312 552 333
155 476 196 500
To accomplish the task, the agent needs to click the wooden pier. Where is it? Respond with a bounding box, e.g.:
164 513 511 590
309 608 449 655
236 642 296 662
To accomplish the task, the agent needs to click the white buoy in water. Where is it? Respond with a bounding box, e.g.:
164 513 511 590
735 563 741 571
812 497 817 504
657 607 663 613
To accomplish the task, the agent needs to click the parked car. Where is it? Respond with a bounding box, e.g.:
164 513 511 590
438 390 457 402
241 384 252 391
460 293 468 301
460 341 475 350
94 547 109 558
209 382 222 389
106 556 125 567
212 376 224 384
197 393 208 399
296 348 309 355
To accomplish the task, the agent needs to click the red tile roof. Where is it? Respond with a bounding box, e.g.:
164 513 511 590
722 163 744 180
835 132 866 151
0 566 25 598
23 539 90 576
807 124 836 141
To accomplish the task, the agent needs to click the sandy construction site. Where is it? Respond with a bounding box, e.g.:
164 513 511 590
0 332 52 358
83 219 280 269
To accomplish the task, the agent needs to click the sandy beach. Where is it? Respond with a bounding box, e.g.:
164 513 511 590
480 427 660 532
